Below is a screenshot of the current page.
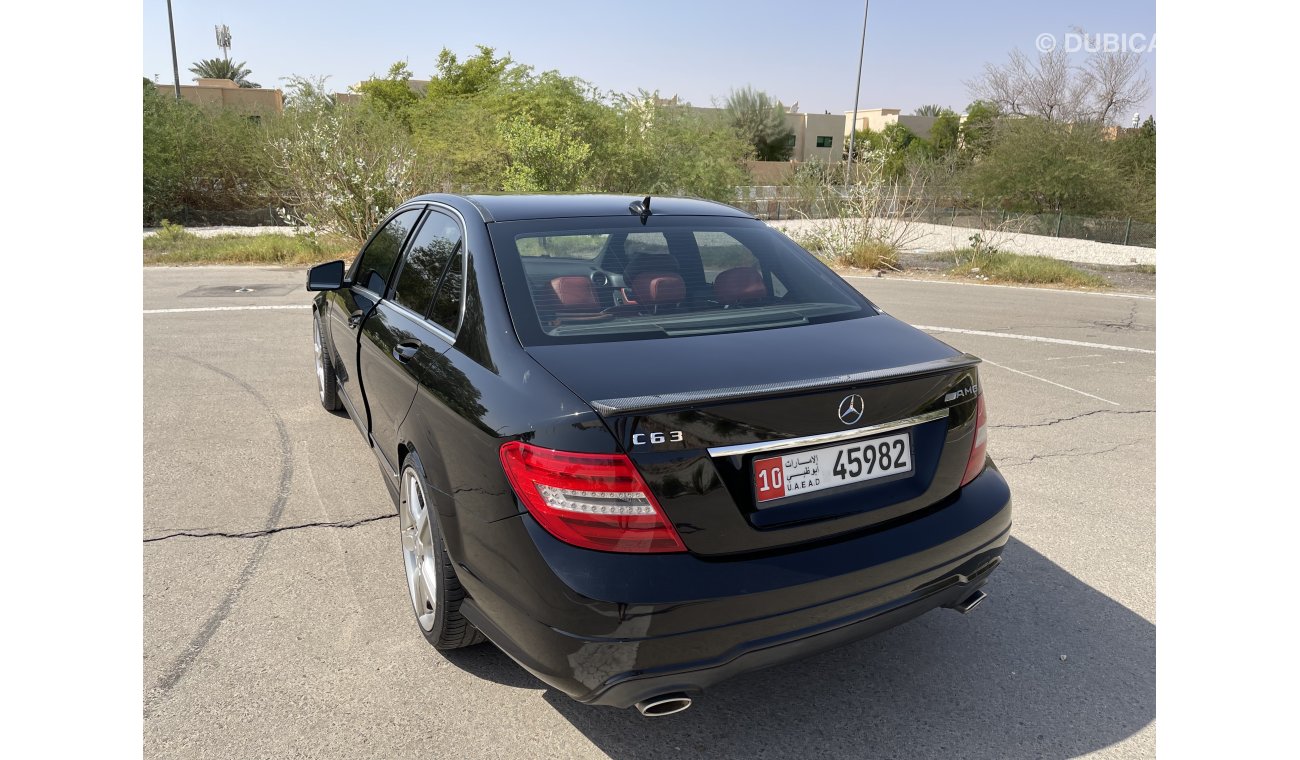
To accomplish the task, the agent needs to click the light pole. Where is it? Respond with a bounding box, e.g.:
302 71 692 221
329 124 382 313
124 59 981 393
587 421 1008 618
166 0 182 100
844 0 870 186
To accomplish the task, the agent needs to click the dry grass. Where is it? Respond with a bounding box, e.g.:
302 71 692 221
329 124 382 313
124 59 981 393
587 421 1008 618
841 239 900 270
945 249 1109 288
143 222 356 266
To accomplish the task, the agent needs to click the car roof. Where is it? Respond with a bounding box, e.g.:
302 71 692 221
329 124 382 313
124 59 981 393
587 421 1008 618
409 193 754 223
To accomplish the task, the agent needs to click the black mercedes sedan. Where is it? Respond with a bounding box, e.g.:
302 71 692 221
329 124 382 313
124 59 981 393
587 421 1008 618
307 194 1010 716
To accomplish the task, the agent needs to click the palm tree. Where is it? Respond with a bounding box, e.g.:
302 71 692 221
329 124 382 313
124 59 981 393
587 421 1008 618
914 103 947 117
189 58 260 88
724 86 796 161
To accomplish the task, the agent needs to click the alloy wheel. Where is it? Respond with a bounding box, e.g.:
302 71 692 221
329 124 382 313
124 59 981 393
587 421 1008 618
399 468 439 632
312 317 326 402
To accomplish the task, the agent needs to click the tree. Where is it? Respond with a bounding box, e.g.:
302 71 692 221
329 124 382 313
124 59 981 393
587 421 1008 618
353 62 421 126
411 96 507 191
267 104 431 243
409 49 614 192
878 123 920 177
143 79 273 224
914 104 947 117
846 127 883 161
845 123 926 179
1112 116 1156 220
282 75 335 111
189 58 259 88
965 38 1149 124
1082 49 1151 125
959 117 1127 215
960 100 1001 154
425 45 529 99
929 109 962 155
605 91 752 201
723 86 795 161
499 117 591 192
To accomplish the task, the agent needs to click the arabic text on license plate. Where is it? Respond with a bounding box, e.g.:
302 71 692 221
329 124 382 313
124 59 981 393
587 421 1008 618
753 431 913 503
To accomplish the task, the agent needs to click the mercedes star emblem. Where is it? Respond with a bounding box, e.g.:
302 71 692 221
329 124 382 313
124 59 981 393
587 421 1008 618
838 394 864 426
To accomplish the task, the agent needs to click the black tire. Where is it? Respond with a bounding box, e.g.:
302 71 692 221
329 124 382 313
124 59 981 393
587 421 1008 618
399 459 486 650
313 310 341 411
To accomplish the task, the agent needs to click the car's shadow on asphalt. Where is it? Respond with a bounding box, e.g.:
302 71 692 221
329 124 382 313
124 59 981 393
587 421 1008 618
443 537 1154 758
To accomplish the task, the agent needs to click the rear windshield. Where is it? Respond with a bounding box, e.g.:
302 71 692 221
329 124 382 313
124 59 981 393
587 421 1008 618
488 216 875 346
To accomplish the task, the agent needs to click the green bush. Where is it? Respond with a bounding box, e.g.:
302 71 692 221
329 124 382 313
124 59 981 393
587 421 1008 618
265 101 431 244
958 117 1131 219
152 219 195 245
142 80 275 225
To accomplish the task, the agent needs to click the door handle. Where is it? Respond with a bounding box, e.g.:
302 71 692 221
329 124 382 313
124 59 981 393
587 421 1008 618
393 341 421 363
347 311 364 328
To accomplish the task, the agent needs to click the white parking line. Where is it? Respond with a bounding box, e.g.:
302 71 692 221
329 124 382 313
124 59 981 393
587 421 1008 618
981 359 1122 406
143 304 312 314
914 325 1155 355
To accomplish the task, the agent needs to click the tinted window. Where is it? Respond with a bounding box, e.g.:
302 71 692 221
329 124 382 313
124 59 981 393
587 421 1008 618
489 216 873 346
517 234 606 259
353 209 421 294
430 249 464 333
392 211 461 315
695 231 759 282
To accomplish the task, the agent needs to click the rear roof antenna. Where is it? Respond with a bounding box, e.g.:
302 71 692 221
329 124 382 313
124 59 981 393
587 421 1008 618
630 195 651 224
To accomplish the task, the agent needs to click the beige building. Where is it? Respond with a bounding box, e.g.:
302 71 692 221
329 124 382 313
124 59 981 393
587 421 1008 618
653 96 846 162
843 108 936 140
786 112 845 163
155 78 284 115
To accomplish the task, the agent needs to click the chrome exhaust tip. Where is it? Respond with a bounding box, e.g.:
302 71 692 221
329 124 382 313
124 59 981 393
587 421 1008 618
635 693 693 717
948 589 987 615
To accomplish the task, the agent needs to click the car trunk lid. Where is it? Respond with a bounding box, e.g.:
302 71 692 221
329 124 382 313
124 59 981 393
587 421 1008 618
524 315 984 555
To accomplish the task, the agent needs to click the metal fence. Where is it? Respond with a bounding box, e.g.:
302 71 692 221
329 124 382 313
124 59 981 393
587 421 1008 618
733 187 1156 248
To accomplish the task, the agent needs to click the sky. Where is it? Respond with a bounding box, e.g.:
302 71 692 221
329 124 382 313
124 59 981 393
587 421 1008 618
142 0 1156 120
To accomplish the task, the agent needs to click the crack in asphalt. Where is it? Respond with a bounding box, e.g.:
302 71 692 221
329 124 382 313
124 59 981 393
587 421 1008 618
997 437 1152 468
1092 302 1152 333
146 355 294 716
991 409 1155 430
144 513 395 543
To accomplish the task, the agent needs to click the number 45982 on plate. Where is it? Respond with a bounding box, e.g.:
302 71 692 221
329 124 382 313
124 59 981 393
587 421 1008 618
752 431 914 504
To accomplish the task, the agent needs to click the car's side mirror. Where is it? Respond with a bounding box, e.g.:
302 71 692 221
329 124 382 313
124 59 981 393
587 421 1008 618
306 260 345 291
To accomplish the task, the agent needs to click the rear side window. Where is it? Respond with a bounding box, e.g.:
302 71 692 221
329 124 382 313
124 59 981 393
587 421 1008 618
353 209 422 294
517 234 607 259
489 216 873 346
430 250 463 332
392 210 461 315
696 230 791 295
695 231 759 281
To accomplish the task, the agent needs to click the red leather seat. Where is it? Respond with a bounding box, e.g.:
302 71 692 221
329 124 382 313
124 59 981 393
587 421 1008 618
549 276 601 311
630 273 686 306
712 267 767 305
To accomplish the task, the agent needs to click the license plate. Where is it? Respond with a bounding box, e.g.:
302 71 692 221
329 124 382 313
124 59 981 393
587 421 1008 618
753 431 914 503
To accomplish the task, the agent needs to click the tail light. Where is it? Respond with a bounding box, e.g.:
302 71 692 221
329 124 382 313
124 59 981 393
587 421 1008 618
499 441 687 553
960 393 989 486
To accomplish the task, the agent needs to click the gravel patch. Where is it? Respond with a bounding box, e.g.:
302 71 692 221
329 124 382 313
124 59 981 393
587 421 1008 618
143 225 308 239
768 217 1156 267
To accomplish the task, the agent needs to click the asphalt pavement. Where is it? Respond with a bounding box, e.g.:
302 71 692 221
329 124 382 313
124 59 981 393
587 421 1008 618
144 266 1155 759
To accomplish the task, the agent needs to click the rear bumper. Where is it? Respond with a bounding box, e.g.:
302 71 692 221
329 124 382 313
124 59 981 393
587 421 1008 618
457 465 1011 709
